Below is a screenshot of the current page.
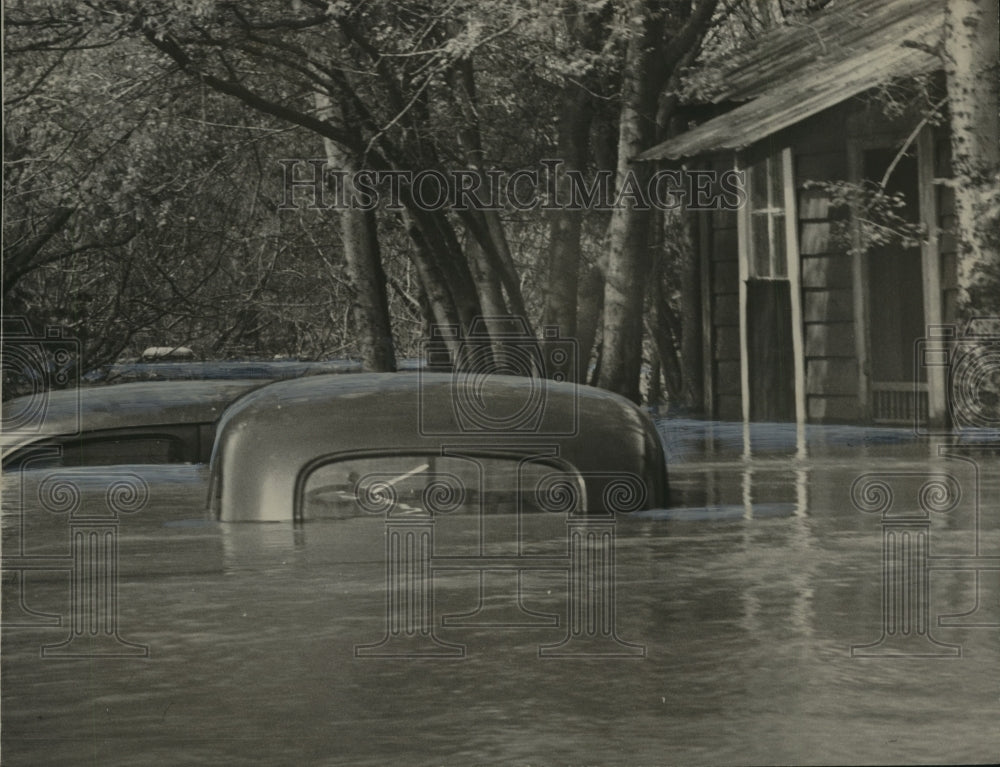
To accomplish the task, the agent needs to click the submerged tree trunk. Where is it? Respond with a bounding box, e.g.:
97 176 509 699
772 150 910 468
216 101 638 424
576 261 605 383
315 93 396 371
944 0 1000 313
597 0 718 401
403 200 484 333
543 88 593 370
449 58 529 327
597 5 659 402
398 206 463 357
542 4 609 371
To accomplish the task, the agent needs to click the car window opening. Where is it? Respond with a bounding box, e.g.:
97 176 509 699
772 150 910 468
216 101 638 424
301 454 583 521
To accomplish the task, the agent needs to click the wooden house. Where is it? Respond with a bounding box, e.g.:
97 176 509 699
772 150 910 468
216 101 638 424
640 0 958 424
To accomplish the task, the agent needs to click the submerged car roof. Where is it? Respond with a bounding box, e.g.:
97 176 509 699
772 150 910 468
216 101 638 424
1 379 263 461
209 372 668 521
85 358 425 383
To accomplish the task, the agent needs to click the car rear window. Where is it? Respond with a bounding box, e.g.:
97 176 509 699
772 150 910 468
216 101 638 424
59 435 185 466
301 453 583 520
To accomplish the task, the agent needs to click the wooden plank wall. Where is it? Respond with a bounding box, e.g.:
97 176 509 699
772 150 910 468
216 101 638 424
794 131 862 422
698 99 956 424
705 158 742 420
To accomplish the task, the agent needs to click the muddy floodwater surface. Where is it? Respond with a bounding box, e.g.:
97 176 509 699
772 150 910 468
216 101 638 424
2 420 999 766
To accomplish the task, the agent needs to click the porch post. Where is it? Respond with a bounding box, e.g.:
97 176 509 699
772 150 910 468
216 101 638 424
917 126 946 427
846 139 871 419
736 153 751 425
782 147 808 427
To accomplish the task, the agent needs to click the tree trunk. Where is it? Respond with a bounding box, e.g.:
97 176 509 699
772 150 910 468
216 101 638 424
398 206 464 342
401 198 484 332
576 261 605 383
448 58 529 326
597 0 718 401
467 235 508 318
597 3 661 402
315 94 396 372
645 213 685 405
543 88 593 370
944 0 1000 312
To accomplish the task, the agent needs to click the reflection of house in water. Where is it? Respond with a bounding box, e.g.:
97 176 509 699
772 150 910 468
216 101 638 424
641 0 959 425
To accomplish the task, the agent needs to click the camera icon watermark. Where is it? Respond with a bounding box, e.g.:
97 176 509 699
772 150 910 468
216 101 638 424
915 317 1000 437
1 317 80 437
418 316 578 436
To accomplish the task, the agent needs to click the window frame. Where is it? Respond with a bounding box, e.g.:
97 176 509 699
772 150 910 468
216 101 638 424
746 153 789 279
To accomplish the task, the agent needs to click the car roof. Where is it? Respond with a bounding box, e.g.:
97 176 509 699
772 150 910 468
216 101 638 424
85 358 425 383
209 372 668 521
1 379 263 460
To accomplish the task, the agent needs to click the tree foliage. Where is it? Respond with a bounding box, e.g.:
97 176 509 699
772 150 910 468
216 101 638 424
11 0 990 409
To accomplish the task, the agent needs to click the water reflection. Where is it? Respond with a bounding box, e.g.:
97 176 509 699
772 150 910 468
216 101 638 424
663 456 809 520
658 418 938 463
657 420 999 667
3 423 999 765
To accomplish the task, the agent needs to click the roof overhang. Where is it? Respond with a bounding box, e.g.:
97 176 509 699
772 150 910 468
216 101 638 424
639 5 943 161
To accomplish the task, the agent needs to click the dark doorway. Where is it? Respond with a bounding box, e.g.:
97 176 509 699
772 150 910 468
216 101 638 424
747 278 795 421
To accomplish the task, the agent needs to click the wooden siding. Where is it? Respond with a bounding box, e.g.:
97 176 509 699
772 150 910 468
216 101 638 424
794 131 861 422
690 88 955 426
704 159 742 420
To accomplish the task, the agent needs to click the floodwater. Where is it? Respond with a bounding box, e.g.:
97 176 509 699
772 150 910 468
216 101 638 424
2 421 999 766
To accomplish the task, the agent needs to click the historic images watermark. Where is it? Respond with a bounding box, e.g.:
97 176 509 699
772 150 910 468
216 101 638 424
914 318 1000 437
418 316 579 437
851 319 1000 658
351 458 648 660
278 158 746 212
2 467 150 659
2 318 148 658
352 317 646 658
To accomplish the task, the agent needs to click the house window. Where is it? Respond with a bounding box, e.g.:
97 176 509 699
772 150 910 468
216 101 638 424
747 153 788 278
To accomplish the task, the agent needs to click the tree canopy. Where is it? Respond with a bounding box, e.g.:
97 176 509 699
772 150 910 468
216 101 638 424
5 0 997 405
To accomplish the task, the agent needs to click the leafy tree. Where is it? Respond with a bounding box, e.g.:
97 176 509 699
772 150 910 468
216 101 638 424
5 0 738 404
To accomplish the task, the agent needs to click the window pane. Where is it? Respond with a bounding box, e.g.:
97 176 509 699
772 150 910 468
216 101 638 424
745 151 791 281
768 155 785 211
751 214 770 277
750 160 768 209
773 213 787 277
